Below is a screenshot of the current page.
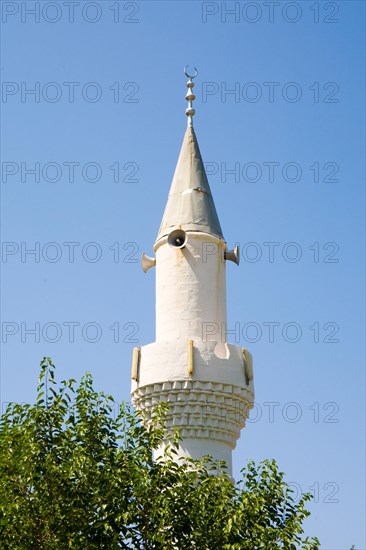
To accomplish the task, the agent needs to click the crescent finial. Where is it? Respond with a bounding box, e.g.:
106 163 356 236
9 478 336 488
184 65 198 80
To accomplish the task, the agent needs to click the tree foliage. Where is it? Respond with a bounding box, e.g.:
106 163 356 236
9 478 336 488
0 358 321 549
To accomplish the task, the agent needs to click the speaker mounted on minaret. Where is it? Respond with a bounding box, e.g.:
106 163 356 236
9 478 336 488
168 229 187 249
141 253 156 273
225 244 240 265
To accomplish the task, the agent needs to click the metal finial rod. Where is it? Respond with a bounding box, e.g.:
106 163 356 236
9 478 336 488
184 66 198 126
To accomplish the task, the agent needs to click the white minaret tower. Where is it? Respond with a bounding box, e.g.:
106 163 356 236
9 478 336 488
131 68 254 476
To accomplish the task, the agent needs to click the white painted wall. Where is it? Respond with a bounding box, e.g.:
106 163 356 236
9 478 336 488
154 232 227 343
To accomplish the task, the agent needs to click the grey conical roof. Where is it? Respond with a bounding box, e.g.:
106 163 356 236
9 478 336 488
156 125 224 242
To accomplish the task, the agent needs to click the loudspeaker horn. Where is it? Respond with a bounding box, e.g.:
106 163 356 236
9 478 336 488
225 245 240 265
168 229 187 249
141 253 156 273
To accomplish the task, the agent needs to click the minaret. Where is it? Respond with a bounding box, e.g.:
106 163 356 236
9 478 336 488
131 68 254 476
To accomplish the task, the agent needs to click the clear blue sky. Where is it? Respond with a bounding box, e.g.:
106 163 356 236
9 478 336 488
1 1 365 547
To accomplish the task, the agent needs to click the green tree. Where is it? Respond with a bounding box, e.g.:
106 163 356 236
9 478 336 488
0 358 320 549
